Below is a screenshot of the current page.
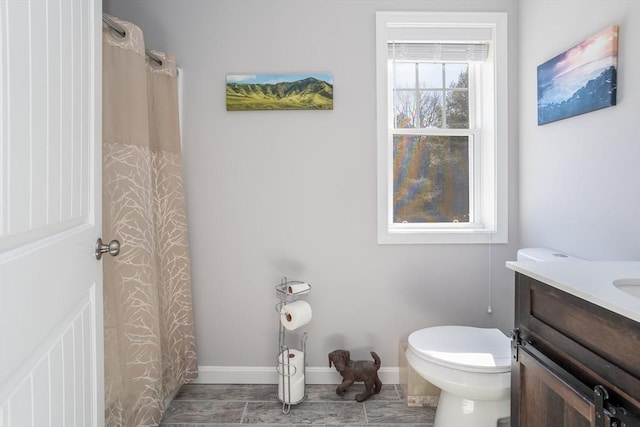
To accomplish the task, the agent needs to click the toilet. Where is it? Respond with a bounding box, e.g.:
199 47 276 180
406 326 511 427
406 248 581 427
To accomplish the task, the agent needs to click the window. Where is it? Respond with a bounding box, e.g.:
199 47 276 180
376 12 508 244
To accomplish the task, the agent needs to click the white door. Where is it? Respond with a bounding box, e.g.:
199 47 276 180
0 1 103 426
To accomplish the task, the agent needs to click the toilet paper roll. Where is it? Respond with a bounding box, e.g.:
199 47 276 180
278 373 305 403
277 349 305 380
287 282 310 295
280 300 312 331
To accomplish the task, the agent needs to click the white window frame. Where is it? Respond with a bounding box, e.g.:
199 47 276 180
376 11 508 244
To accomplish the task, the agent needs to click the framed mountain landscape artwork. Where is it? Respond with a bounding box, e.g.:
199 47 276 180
226 73 333 111
537 25 618 125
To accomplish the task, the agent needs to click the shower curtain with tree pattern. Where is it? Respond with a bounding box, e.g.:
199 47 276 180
102 16 198 426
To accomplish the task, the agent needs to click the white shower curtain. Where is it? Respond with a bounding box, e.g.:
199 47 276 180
102 16 198 426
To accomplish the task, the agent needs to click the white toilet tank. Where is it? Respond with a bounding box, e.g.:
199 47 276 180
516 248 584 262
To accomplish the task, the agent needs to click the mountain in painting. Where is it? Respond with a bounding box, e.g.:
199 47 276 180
538 66 616 125
226 77 333 111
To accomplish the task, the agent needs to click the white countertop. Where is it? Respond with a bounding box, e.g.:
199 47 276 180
506 261 640 323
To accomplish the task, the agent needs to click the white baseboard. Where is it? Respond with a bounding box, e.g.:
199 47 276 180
194 366 400 385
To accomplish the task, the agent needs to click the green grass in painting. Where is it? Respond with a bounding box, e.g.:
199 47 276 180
226 77 333 111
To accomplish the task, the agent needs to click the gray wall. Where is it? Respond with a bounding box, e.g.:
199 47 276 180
519 0 640 261
104 0 521 370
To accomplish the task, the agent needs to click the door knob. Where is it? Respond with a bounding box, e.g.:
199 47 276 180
95 238 121 260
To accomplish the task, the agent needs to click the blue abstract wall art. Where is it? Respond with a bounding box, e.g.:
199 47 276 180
537 25 618 125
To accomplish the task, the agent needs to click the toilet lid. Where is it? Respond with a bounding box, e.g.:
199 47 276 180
408 326 511 373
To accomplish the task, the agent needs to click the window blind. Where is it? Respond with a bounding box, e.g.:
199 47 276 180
388 42 489 62
386 25 492 62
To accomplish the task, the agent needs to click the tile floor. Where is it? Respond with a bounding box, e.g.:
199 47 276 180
160 383 436 426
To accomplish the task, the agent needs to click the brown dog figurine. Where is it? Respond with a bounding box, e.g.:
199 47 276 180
328 349 382 402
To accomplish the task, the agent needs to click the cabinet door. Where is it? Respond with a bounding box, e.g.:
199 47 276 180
517 348 597 427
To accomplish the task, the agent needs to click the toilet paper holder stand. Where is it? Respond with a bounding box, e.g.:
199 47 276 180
275 277 311 413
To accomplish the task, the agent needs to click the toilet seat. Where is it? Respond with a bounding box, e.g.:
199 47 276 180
408 326 511 373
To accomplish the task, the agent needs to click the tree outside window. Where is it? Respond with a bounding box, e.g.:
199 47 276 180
391 63 471 223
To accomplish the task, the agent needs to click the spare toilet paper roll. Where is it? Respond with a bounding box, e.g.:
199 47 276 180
287 282 310 295
278 373 305 403
278 349 305 380
280 300 312 331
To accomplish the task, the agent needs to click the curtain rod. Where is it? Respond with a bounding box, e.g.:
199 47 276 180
102 13 164 67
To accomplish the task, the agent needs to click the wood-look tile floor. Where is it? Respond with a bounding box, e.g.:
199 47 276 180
160 384 436 426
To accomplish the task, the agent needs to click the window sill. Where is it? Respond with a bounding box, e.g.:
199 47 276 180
378 227 507 245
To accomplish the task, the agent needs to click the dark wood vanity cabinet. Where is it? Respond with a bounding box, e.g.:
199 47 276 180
511 272 640 427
